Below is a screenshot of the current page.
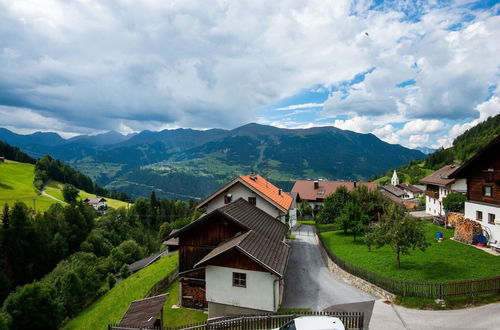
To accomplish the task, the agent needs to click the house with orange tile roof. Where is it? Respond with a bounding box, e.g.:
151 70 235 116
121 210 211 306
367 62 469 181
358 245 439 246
196 174 296 225
291 180 377 214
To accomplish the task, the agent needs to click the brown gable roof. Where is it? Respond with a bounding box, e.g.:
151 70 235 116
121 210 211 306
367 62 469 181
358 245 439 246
449 134 500 178
398 183 423 193
167 198 288 242
195 230 290 277
84 197 106 204
118 294 168 327
196 174 292 212
420 165 459 187
382 184 406 197
291 180 377 201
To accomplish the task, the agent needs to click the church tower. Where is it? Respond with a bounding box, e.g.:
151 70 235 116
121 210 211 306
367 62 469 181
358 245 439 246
391 170 399 186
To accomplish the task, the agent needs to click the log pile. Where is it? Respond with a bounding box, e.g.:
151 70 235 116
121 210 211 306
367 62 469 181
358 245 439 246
446 212 464 228
454 218 482 244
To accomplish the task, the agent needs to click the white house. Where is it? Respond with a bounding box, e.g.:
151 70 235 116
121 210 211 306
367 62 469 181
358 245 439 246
197 174 296 226
420 165 467 217
84 197 107 210
449 134 500 244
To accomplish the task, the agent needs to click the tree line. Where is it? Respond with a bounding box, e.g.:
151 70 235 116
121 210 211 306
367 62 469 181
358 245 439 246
0 142 36 164
0 193 199 330
33 154 130 202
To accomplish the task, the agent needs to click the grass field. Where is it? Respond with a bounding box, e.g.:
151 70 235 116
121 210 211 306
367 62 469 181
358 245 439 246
45 181 129 209
162 279 208 327
320 222 500 282
0 160 56 211
64 253 178 330
0 160 129 212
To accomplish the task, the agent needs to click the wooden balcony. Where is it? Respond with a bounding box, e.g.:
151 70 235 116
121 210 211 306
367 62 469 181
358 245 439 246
425 190 439 199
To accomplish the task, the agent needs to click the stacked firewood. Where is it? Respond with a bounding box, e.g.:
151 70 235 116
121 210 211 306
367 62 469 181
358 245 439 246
454 218 482 244
446 212 464 228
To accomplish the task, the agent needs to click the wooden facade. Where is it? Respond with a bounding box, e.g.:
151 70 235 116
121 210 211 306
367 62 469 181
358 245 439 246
178 213 247 309
206 249 269 273
457 140 500 206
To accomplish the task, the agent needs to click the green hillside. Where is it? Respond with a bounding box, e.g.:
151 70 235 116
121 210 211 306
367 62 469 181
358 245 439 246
64 253 178 330
0 159 128 211
373 114 500 184
0 160 56 211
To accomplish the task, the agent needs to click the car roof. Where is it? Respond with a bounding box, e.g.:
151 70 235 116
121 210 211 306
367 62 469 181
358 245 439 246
293 316 345 329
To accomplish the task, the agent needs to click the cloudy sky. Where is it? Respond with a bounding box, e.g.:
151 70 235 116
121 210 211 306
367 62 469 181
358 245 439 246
0 0 499 149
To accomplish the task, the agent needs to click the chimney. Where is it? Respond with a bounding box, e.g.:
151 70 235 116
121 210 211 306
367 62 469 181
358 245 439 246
353 181 357 188
314 181 319 189
278 189 282 195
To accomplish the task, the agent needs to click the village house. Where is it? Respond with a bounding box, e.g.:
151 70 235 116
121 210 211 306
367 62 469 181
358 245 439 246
449 134 500 245
421 166 467 217
380 171 423 209
291 180 377 214
196 174 296 226
83 196 108 210
167 198 290 318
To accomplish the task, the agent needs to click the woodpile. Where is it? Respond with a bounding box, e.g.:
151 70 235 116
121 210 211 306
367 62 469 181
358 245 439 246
446 212 464 228
454 218 482 244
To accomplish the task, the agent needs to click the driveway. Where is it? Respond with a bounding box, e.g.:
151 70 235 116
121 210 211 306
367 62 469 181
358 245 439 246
369 299 500 330
282 225 375 311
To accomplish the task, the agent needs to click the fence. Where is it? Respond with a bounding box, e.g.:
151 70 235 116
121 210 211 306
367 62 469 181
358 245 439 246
317 233 500 299
145 268 178 298
109 311 364 330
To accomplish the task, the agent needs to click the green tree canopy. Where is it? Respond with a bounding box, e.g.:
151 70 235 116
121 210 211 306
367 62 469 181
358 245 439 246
442 192 467 212
62 184 79 203
317 185 352 226
365 204 429 268
336 200 370 241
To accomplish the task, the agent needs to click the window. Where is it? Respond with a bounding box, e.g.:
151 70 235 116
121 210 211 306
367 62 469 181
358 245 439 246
232 272 246 287
224 194 232 204
476 211 483 221
248 197 256 205
488 213 496 225
484 186 493 197
317 190 325 195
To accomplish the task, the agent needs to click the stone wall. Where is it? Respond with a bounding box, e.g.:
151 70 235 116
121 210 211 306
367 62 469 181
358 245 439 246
316 234 396 301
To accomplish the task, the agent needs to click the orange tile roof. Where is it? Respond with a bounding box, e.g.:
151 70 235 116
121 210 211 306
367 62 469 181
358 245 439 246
240 174 293 211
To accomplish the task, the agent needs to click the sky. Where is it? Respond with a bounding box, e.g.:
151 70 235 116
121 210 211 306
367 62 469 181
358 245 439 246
0 0 499 149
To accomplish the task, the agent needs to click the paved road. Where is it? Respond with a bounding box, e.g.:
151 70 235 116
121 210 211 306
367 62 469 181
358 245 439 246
282 225 375 311
369 299 500 330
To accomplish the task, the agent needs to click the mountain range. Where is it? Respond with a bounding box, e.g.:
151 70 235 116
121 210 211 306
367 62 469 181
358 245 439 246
0 124 424 200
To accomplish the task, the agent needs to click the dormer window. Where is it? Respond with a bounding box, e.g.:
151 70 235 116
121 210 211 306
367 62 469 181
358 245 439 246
317 190 325 195
224 194 232 204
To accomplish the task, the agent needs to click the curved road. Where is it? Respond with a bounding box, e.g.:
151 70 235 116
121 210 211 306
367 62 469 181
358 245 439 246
282 224 375 311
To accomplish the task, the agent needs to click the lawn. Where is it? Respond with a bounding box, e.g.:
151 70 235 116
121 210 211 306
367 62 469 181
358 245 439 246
162 279 208 327
0 160 55 211
320 222 500 282
63 253 178 330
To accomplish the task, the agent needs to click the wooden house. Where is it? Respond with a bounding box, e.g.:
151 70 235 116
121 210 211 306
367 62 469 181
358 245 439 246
450 134 500 244
167 198 290 317
83 197 107 210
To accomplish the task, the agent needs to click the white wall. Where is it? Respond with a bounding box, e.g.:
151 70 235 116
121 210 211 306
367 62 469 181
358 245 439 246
205 182 282 219
464 201 500 243
205 265 279 312
426 195 443 217
451 179 467 193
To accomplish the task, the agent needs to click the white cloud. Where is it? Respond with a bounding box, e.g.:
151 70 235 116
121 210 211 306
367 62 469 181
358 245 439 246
275 103 324 111
0 0 497 146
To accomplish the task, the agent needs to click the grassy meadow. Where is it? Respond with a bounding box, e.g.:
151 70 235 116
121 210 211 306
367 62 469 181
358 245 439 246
320 222 500 282
0 160 56 211
0 160 129 212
